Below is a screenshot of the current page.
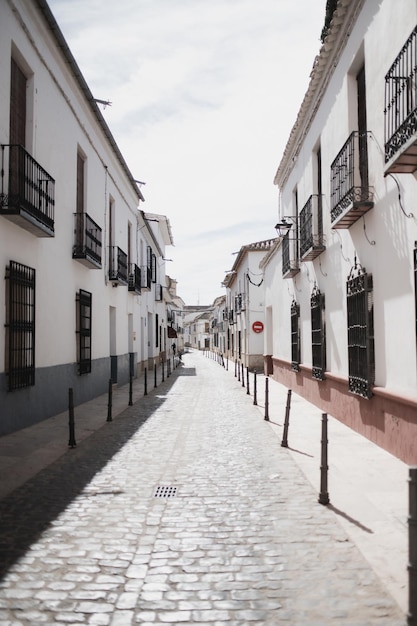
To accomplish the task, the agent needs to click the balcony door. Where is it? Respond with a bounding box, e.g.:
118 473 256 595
357 65 369 190
10 58 26 146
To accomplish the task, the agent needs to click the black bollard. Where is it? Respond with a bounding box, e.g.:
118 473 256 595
281 389 292 447
162 360 165 382
107 378 112 422
246 367 250 395
154 362 157 388
264 377 269 421
129 373 133 406
408 467 417 625
144 367 148 396
253 370 257 406
167 358 171 378
226 358 228 371
318 413 330 505
235 360 237 377
241 363 245 388
68 388 76 448
237 361 241 382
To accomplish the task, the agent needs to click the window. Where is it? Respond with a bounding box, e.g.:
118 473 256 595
414 246 417 350
290 299 300 371
10 58 27 146
76 289 92 374
76 151 85 214
346 262 374 398
311 285 326 380
5 261 35 390
155 313 159 348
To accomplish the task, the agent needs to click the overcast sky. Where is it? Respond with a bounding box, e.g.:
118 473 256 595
48 0 325 305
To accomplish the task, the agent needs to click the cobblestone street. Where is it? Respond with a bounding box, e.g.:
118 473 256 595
0 351 405 625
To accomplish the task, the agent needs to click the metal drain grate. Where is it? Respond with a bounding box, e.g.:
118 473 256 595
154 485 177 498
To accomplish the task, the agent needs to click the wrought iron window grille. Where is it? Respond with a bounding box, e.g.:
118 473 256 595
5 261 36 390
290 299 301 372
310 284 326 381
76 289 92 375
346 259 375 399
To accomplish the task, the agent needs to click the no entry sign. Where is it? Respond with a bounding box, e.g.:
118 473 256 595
252 321 264 333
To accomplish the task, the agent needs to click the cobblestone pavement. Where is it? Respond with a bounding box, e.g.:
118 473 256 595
0 351 405 625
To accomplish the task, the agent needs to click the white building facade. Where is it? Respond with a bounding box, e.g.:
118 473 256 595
263 0 417 464
0 0 173 435
224 240 275 370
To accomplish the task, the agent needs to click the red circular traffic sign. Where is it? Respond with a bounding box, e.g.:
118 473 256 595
252 321 264 333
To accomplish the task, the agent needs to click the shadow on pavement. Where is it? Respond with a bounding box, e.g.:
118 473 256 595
328 503 374 534
0 365 188 582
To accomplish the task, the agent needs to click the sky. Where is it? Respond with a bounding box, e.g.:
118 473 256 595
48 0 325 305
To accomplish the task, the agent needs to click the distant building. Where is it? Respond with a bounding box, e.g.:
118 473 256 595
223 239 276 370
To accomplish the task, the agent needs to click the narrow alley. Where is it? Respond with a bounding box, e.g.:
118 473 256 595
0 350 407 625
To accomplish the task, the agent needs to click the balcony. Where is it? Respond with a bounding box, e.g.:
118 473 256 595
108 246 128 284
330 131 374 229
128 263 141 294
282 232 300 278
299 195 325 261
0 144 55 237
384 26 417 174
73 212 102 268
141 265 152 290
155 284 163 301
234 293 246 313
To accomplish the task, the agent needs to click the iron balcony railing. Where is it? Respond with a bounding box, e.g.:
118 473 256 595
299 195 325 260
330 131 374 226
108 246 128 284
155 284 163 301
141 265 152 289
234 293 246 313
0 144 55 236
73 212 102 268
385 26 417 169
282 232 299 278
128 263 141 294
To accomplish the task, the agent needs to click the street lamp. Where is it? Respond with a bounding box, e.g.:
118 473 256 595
274 217 295 237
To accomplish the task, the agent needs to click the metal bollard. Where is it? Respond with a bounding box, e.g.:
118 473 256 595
408 467 417 625
318 413 330 505
235 360 237 377
281 389 292 448
144 367 148 396
107 378 113 422
246 367 250 395
129 373 133 406
253 370 257 405
241 363 245 388
162 360 165 382
226 358 228 371
154 362 157 388
264 377 269 421
68 388 76 448
167 358 171 378
237 361 241 382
